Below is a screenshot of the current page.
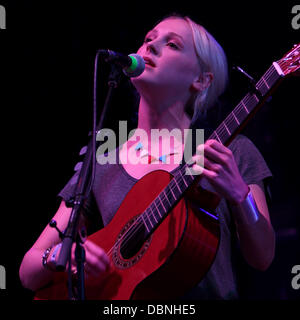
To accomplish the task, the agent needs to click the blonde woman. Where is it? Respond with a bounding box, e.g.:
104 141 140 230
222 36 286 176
20 14 275 299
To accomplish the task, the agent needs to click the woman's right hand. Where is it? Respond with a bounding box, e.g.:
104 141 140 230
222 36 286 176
71 240 111 278
48 240 111 279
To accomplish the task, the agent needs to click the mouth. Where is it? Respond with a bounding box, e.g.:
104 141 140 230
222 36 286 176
143 56 156 67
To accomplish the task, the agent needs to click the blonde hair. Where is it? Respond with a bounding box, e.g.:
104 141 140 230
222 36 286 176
146 14 228 121
177 16 228 121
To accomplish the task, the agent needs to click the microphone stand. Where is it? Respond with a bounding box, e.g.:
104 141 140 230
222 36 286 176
53 54 122 300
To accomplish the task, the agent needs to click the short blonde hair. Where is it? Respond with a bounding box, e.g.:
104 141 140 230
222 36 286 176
182 17 228 120
152 15 227 121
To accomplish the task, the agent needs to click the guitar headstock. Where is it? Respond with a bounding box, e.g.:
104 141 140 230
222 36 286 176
276 43 300 77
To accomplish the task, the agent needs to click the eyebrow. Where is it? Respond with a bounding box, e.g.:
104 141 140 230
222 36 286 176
167 32 184 42
146 30 185 43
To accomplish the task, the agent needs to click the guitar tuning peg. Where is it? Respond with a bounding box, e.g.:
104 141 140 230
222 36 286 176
74 162 83 172
79 146 87 155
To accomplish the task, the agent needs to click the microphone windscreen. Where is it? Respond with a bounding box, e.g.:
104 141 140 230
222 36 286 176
123 54 145 77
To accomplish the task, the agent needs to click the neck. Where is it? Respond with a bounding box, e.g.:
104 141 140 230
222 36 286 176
137 95 191 139
128 96 191 160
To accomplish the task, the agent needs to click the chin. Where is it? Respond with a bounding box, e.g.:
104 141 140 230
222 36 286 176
130 72 159 93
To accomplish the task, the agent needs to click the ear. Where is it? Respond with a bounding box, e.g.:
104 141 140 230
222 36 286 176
191 72 213 92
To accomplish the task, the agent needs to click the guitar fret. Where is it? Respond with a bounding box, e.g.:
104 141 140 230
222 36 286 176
261 76 270 89
253 94 260 103
145 208 154 228
179 169 188 187
214 131 222 143
241 100 249 114
150 206 159 226
223 114 237 135
153 200 161 219
168 184 177 201
173 177 182 193
236 104 249 121
163 189 172 206
140 214 150 233
232 111 240 125
158 196 167 213
258 63 282 96
223 121 231 135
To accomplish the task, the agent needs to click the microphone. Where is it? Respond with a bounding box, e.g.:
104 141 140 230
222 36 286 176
98 49 145 77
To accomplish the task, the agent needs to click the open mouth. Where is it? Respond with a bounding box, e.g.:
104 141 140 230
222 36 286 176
143 56 156 67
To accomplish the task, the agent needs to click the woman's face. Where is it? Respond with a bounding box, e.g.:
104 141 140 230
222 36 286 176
132 17 202 100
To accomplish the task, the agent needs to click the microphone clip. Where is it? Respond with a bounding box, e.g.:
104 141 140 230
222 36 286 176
233 65 263 99
49 219 65 239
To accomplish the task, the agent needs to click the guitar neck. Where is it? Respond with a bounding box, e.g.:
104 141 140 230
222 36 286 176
210 61 284 147
140 61 285 236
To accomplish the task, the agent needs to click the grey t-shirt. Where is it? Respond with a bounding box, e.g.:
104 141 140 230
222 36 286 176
58 134 272 300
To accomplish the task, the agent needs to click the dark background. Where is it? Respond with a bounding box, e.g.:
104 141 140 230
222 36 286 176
0 0 299 303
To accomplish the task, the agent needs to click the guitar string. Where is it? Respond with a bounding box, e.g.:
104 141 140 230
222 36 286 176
105 66 280 258
105 169 193 258
105 171 191 258
212 93 259 142
214 66 279 142
217 66 278 141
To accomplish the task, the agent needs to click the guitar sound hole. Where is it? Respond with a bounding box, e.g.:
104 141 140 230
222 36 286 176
120 222 147 260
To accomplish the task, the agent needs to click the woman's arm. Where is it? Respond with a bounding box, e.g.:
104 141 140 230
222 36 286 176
19 200 110 292
192 139 275 270
19 200 73 291
231 183 275 270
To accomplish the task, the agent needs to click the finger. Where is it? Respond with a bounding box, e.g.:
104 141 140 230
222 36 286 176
197 143 227 165
193 154 222 173
85 257 109 277
84 240 110 266
206 139 233 157
192 164 217 180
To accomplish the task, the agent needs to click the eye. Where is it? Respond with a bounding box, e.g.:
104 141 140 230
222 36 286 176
167 42 179 50
144 37 152 43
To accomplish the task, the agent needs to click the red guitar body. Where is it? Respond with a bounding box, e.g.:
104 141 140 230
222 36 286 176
35 170 220 300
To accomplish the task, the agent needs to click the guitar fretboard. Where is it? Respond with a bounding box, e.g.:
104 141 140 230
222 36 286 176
209 62 283 145
140 168 194 234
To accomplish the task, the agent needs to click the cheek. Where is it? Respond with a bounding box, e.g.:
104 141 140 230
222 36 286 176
165 58 200 87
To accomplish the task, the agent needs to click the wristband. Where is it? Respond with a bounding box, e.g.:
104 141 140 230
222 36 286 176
49 243 62 265
42 246 53 270
231 189 259 225
42 243 62 271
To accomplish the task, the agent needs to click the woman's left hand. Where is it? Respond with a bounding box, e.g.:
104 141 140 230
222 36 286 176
192 139 249 204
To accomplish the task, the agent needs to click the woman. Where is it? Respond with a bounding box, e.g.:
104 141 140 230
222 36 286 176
19 14 275 299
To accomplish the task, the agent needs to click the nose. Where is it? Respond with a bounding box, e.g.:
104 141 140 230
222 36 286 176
146 40 159 56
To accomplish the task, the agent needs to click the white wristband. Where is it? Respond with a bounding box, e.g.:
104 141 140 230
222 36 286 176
49 243 62 265
231 190 259 225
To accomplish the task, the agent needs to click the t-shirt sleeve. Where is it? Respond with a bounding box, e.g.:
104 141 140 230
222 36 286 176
229 135 272 191
58 171 80 206
58 171 103 234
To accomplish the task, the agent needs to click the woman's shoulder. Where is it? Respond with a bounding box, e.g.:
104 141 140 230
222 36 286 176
228 134 257 154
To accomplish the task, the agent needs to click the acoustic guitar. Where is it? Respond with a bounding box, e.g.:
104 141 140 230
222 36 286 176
35 44 299 300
